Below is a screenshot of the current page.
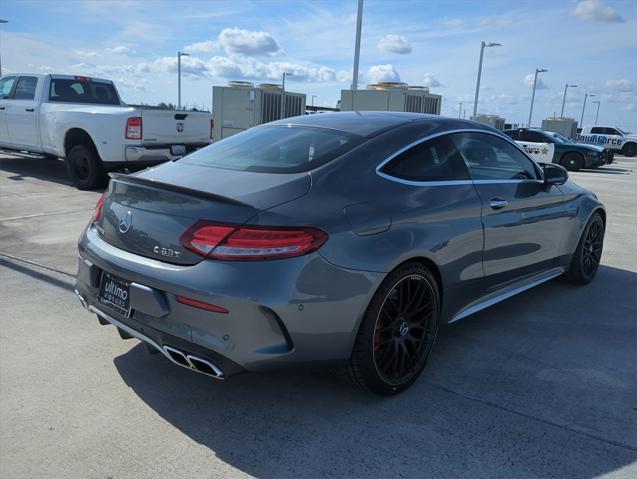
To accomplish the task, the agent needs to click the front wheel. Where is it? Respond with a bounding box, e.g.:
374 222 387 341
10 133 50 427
346 263 440 395
564 213 605 285
66 144 108 190
621 142 637 157
561 152 584 171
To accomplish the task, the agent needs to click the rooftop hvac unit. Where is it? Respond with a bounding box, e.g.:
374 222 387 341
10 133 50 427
340 87 442 115
541 117 578 139
212 82 306 140
471 114 506 131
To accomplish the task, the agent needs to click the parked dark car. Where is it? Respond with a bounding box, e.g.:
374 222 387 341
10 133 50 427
503 127 609 170
75 113 606 395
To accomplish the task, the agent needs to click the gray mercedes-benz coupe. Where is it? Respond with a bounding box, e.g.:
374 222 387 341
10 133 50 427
75 112 605 395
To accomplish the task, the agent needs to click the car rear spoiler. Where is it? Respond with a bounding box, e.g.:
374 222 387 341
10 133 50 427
108 173 251 207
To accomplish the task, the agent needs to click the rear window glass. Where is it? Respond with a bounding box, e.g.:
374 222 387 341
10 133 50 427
181 126 363 173
49 79 119 105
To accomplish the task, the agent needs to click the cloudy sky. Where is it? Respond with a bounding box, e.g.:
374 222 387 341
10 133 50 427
2 0 637 129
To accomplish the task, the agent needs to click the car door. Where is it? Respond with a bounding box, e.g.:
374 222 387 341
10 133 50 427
517 130 556 163
6 76 40 151
0 76 17 145
450 131 569 287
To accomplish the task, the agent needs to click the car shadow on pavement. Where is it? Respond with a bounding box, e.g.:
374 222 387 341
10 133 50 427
113 264 636 479
0 155 75 186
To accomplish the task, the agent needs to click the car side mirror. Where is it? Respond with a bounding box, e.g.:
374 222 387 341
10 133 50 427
543 163 568 187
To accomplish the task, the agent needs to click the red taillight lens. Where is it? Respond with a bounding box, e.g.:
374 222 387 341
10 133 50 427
210 119 215 140
92 192 107 222
179 221 328 260
125 116 142 139
176 296 228 313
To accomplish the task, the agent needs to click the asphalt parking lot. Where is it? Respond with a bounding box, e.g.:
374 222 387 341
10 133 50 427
0 154 635 479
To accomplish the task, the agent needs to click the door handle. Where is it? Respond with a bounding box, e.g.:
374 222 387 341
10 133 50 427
25 108 35 112
490 198 508 209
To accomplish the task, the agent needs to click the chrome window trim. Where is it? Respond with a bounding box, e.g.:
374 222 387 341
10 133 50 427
375 127 545 187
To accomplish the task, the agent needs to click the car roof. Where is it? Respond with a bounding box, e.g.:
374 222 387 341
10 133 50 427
267 111 476 138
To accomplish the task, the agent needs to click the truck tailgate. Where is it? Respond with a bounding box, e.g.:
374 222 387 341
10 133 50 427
141 109 211 144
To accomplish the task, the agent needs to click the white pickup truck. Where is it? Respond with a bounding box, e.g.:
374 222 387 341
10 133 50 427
0 74 213 189
576 125 637 157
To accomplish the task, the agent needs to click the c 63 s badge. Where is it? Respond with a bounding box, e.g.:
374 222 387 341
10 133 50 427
153 246 182 258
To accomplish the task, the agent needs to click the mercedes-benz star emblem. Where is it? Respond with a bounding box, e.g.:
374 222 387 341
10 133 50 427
118 210 133 234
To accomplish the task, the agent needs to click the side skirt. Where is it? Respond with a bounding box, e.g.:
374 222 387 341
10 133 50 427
449 267 565 323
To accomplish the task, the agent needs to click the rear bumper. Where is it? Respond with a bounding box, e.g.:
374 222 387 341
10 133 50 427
124 143 208 163
76 225 381 377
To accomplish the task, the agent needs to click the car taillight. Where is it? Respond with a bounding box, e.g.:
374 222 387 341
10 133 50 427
210 119 214 140
125 117 142 139
179 221 328 260
92 192 107 222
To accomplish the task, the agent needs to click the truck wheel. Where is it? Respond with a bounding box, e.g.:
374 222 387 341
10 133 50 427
621 142 637 157
66 144 108 190
561 152 584 171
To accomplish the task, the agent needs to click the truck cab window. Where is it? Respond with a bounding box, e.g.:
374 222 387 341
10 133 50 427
13 77 38 100
0 76 16 99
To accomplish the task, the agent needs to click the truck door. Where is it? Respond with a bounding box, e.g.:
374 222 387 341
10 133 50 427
0 76 17 145
6 76 41 151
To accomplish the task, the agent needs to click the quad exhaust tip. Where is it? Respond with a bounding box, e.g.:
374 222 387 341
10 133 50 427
85 304 225 380
163 345 225 379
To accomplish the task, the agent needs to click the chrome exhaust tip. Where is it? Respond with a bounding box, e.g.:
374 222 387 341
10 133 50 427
187 354 225 379
163 345 192 368
162 345 225 379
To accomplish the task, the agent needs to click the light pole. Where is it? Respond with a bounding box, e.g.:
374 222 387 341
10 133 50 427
0 19 8 78
351 0 364 90
281 72 293 119
177 51 189 110
458 101 462 118
560 83 577 117
528 68 547 127
311 95 317 107
580 93 594 126
473 41 501 118
592 100 601 125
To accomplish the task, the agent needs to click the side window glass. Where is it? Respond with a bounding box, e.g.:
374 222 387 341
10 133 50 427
606 128 619 135
520 131 547 143
13 77 38 100
0 76 16 99
590 127 604 134
380 134 470 182
503 130 518 140
451 132 539 181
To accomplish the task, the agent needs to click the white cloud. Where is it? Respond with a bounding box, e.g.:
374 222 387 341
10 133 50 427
606 79 634 92
218 27 284 56
378 34 412 55
367 64 401 84
443 18 464 28
422 73 442 88
524 73 548 90
74 50 98 57
183 40 219 53
572 0 624 23
105 46 131 54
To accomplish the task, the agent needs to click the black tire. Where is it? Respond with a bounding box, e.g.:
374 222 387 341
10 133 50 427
561 152 584 171
346 262 440 395
66 144 108 190
621 142 637 157
564 213 605 285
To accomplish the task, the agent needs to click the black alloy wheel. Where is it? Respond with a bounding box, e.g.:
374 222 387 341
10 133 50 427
372 274 437 385
346 263 439 395
564 213 605 285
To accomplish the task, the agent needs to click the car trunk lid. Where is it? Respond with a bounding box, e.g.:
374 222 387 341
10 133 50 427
96 165 310 265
